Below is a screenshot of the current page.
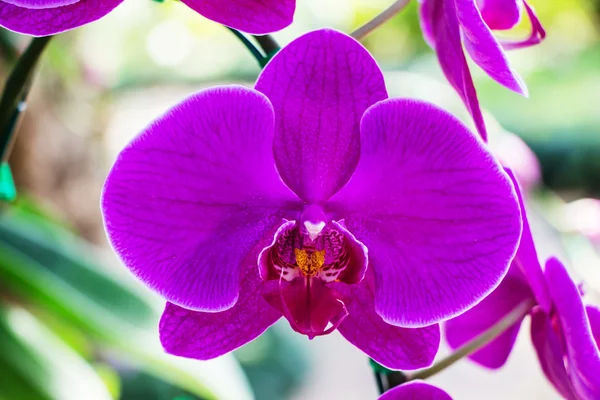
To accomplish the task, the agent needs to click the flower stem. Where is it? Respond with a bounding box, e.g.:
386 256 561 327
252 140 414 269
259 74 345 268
0 35 52 163
407 298 536 382
227 28 266 67
351 0 412 40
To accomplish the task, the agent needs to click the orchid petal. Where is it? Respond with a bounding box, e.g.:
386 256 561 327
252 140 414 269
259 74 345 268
455 0 527 95
0 0 122 36
180 0 295 35
445 266 532 369
505 168 552 310
378 381 453 400
159 263 281 360
419 0 487 140
331 99 521 327
545 258 600 399
530 307 578 400
102 86 298 312
334 270 440 370
255 29 388 203
587 305 600 347
476 0 522 30
2 0 78 8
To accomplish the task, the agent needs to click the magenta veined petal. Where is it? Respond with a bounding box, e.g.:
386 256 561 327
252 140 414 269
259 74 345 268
102 86 299 312
544 258 600 399
159 262 281 360
418 0 488 140
455 0 528 96
476 0 522 30
255 29 388 203
445 266 532 369
334 269 440 370
0 0 123 36
378 381 453 400
330 99 521 327
180 0 295 35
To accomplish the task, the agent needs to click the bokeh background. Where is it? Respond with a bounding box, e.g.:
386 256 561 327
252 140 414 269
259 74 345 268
0 0 599 399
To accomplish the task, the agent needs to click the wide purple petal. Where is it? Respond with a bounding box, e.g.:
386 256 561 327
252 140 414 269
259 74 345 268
379 381 453 400
445 266 532 369
334 270 440 370
530 307 578 400
505 168 552 310
2 0 78 7
587 305 600 347
419 0 487 141
330 99 521 327
255 29 388 203
180 0 295 35
476 0 522 30
545 258 600 399
455 0 527 95
0 0 123 36
102 86 299 312
159 263 281 360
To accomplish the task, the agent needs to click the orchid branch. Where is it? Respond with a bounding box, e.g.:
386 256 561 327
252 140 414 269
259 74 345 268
227 28 266 67
406 297 536 382
0 35 52 162
351 0 412 40
252 35 280 57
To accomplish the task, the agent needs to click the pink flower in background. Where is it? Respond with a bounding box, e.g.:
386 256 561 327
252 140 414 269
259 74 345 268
379 381 453 400
0 0 123 36
419 0 545 141
445 170 600 399
102 29 521 369
0 0 295 36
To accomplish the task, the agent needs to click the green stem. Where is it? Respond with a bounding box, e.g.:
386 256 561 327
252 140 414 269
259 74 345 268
0 35 52 162
407 298 536 382
351 0 412 40
252 35 280 57
227 28 266 67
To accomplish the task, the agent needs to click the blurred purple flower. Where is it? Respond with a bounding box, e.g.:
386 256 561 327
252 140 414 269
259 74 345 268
379 381 453 400
0 0 123 36
446 170 600 399
102 29 521 368
0 0 294 36
418 0 546 141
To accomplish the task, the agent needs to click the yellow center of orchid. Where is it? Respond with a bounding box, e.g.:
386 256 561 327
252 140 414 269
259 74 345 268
294 248 326 277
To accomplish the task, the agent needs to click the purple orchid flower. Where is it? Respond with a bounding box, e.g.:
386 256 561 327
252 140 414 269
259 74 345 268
101 29 521 370
0 0 294 37
445 170 600 399
418 0 546 141
379 381 453 400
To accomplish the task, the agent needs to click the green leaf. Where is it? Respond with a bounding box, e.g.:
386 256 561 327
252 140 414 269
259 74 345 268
0 305 112 400
0 208 253 400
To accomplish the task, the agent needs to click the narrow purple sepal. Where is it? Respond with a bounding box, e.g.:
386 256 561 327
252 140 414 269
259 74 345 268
255 29 388 203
